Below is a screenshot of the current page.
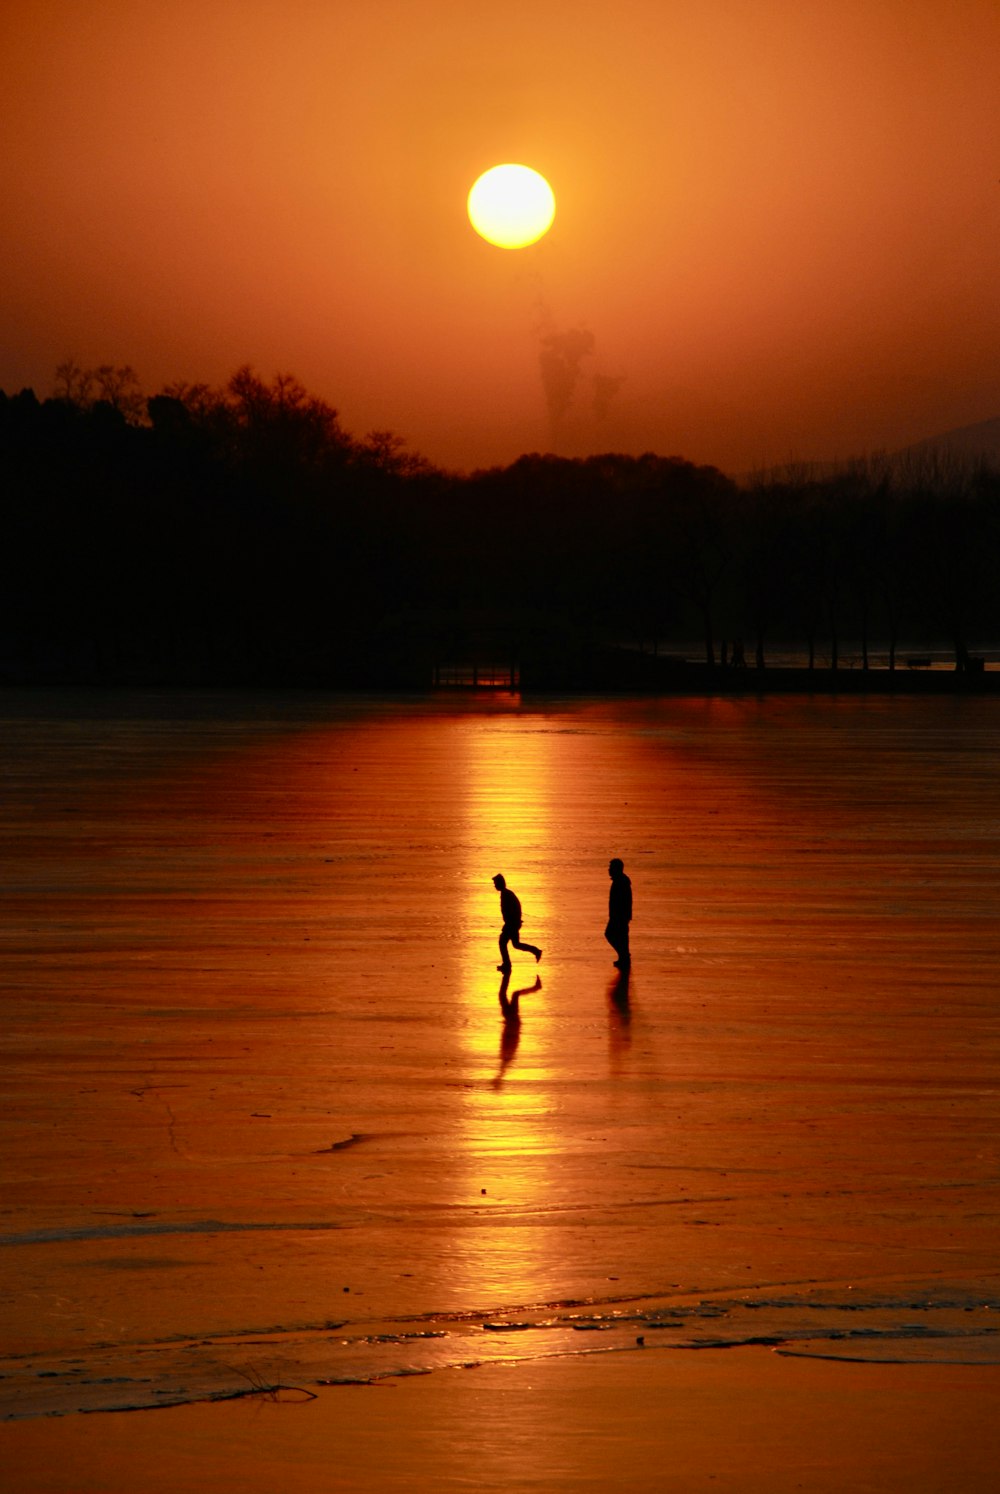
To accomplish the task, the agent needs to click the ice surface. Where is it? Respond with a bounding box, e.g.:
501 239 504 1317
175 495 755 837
2 690 999 1418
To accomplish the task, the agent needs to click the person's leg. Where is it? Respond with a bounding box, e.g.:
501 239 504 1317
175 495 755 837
512 933 542 962
498 928 512 971
606 919 629 966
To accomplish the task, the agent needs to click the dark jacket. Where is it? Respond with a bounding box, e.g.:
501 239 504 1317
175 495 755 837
609 873 632 923
500 887 522 927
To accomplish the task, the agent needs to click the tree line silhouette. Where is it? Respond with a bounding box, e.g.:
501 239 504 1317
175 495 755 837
2 364 997 686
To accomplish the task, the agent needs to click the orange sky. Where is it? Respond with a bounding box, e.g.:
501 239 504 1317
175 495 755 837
3 0 998 473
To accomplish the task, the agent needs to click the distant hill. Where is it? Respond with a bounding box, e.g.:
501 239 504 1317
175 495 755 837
897 416 1000 466
735 417 1000 486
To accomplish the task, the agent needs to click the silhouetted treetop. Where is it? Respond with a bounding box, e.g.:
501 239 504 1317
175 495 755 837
1 363 997 685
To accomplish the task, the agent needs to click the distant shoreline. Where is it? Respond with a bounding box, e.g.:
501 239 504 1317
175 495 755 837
2 665 998 697
576 660 1000 696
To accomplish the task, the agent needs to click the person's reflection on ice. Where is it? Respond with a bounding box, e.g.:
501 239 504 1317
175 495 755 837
607 966 632 1068
608 964 631 1024
493 970 541 1088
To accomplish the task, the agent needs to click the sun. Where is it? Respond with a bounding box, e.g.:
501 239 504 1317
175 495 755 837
467 164 556 249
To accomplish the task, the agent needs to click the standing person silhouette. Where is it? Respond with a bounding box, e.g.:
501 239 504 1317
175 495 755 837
605 858 632 968
492 874 542 972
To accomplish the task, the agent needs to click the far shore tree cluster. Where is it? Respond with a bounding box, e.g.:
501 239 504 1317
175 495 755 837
1 364 997 686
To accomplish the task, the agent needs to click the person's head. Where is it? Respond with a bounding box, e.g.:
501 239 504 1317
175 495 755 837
609 858 624 878
492 874 506 890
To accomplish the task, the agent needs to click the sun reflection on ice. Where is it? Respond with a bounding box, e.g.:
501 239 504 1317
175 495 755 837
456 715 553 1053
445 717 565 1301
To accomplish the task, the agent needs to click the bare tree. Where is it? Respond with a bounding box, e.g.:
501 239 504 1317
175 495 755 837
53 360 145 422
53 359 94 407
93 364 145 422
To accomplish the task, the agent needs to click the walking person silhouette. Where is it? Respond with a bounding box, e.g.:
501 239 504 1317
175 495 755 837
605 858 632 968
492 874 542 972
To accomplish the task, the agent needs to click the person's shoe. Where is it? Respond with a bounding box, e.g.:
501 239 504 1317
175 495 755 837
497 964 512 973
535 949 543 963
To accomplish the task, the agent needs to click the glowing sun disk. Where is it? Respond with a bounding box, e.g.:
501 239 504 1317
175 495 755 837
467 164 556 249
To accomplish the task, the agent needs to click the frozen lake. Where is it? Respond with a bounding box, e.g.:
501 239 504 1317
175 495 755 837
1 690 999 1418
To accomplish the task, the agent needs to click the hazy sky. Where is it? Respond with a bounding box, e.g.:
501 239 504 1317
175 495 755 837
4 0 998 472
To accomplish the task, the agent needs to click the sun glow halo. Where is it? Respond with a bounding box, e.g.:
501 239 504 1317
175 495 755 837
467 164 556 249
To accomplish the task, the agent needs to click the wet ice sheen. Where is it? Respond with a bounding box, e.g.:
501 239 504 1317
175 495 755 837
1 690 999 1418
